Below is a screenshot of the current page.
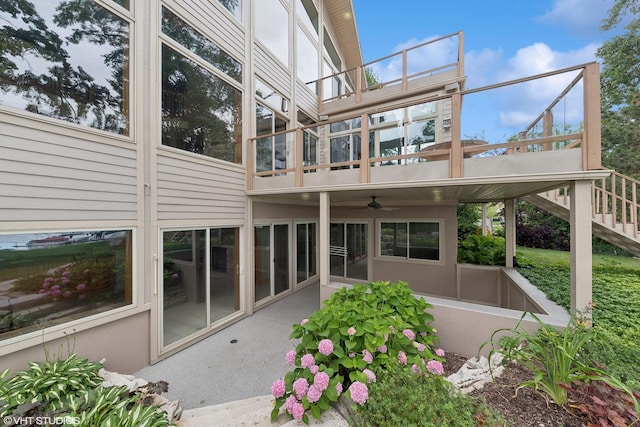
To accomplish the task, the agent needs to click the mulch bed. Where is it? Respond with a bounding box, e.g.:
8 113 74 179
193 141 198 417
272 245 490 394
443 352 592 426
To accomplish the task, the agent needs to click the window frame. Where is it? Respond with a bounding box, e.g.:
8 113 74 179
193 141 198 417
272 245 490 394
376 219 443 264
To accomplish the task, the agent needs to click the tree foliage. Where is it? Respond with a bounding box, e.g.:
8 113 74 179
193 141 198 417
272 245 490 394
597 0 640 180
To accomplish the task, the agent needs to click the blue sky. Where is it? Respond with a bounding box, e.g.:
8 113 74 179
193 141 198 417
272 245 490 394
352 0 621 143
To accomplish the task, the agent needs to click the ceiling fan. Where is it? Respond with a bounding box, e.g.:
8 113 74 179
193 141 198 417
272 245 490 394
366 196 399 211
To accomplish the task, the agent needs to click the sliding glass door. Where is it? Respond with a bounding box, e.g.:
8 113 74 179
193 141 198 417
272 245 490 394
330 222 368 281
254 223 290 304
162 228 240 347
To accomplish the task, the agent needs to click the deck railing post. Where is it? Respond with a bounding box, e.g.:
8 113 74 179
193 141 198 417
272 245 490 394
360 113 370 183
246 138 254 191
583 63 602 170
295 128 304 187
449 93 463 178
402 51 408 91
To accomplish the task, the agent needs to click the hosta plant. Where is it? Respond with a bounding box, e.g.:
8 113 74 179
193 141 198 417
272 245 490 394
271 281 445 424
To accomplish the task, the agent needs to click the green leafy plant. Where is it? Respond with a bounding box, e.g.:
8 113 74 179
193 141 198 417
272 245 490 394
481 310 639 414
270 281 444 424
0 353 103 416
353 363 504 427
63 385 173 427
457 234 506 266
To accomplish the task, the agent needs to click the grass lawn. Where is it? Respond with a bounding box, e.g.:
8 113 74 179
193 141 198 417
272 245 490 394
515 246 640 390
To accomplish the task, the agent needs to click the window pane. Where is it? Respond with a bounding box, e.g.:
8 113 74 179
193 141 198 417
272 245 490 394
256 79 288 113
255 0 289 65
297 0 318 40
323 29 341 71
162 45 243 163
409 222 440 260
380 222 407 257
209 228 240 323
110 0 130 10
0 0 130 134
162 7 242 83
163 230 207 346
218 0 242 21
297 26 318 87
0 230 133 340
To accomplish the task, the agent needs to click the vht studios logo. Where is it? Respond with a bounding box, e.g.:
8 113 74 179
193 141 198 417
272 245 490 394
2 416 80 426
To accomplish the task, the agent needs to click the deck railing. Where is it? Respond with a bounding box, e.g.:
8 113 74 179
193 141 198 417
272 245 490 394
247 62 601 190
317 31 464 111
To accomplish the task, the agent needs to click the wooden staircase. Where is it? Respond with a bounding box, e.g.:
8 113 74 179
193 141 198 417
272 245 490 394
525 171 640 256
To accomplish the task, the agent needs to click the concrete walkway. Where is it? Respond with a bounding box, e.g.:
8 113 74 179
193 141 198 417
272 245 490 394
134 283 320 410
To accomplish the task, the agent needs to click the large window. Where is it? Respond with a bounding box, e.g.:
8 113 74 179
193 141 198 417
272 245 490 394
255 0 289 66
0 230 133 340
161 45 242 163
379 221 441 261
0 0 131 135
255 79 289 173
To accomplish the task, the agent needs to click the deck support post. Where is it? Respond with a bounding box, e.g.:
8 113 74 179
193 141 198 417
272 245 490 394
319 192 331 301
504 199 516 268
570 180 593 317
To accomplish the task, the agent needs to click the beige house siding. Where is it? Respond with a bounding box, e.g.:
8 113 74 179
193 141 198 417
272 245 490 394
0 118 138 223
254 46 292 99
156 154 246 221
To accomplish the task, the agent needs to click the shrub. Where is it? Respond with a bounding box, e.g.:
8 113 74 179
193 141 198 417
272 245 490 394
457 234 506 266
271 281 443 424
353 363 504 427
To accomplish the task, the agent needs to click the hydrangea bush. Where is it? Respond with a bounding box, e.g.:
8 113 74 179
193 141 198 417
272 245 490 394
271 281 445 424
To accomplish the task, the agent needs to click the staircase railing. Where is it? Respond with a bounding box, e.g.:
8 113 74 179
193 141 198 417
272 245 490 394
543 171 639 239
593 171 640 238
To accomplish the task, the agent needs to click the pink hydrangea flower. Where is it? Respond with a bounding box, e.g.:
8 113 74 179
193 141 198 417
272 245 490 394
376 344 387 353
362 369 376 383
348 381 369 405
398 351 407 365
289 401 305 420
301 353 315 368
336 383 343 395
318 339 334 356
348 352 356 358
412 342 426 352
271 379 286 398
314 371 330 391
427 360 444 375
402 329 415 340
293 378 309 399
411 364 421 374
300 318 309 326
306 384 322 403
285 350 296 365
285 395 297 412
76 283 86 291
310 365 319 374
435 348 445 357
362 349 373 364
347 327 356 336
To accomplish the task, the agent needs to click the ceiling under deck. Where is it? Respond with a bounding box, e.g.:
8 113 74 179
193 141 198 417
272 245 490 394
248 171 611 208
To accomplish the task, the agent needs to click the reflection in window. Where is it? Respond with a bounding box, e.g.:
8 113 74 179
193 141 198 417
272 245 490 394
255 103 287 172
218 0 242 22
161 7 242 83
0 230 133 340
110 0 130 9
297 25 318 90
297 0 318 40
380 221 441 261
255 0 289 65
161 45 243 163
256 79 288 113
0 0 130 134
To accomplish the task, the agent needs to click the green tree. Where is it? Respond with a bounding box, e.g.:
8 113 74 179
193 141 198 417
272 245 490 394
597 0 640 180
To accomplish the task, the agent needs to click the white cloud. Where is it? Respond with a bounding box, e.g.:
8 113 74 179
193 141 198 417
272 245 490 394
536 0 613 36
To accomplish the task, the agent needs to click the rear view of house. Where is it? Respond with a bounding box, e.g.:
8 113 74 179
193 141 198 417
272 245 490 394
0 0 610 373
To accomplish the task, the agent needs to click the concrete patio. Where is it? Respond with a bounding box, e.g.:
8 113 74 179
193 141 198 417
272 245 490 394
134 282 321 410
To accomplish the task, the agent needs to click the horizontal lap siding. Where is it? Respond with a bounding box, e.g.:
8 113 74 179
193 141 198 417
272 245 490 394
156 154 245 221
296 81 318 117
0 122 137 223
